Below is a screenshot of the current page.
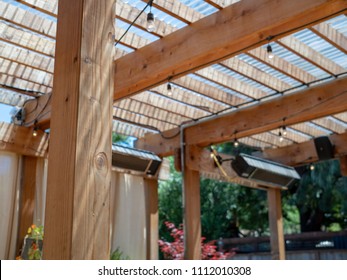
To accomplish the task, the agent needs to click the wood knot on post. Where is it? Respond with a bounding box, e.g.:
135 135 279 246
84 56 92 64
94 152 108 173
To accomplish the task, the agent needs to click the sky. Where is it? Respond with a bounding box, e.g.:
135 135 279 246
0 103 13 123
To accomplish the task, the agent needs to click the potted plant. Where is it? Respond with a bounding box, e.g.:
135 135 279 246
20 225 44 260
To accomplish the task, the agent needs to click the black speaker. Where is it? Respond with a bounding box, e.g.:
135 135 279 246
314 136 334 161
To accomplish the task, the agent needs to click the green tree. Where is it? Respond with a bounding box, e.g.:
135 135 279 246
158 144 347 244
286 160 347 232
112 132 131 146
158 143 271 242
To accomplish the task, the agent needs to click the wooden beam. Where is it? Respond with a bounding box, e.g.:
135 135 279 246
267 188 285 260
114 0 347 100
185 76 347 147
23 93 51 129
183 145 201 260
0 122 49 157
16 156 37 255
137 76 347 156
144 178 159 260
257 131 347 166
43 0 114 259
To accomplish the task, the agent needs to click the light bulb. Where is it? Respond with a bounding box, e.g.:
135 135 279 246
33 128 38 137
146 12 155 32
279 131 283 142
282 126 287 136
310 164 315 171
234 139 239 147
167 83 172 95
267 44 274 59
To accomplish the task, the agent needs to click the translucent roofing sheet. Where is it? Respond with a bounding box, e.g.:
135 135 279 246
189 74 252 102
124 0 187 28
237 54 302 88
4 0 57 21
172 83 229 108
326 15 347 35
179 0 218 15
306 121 333 135
212 64 276 95
269 43 330 79
116 19 160 42
293 29 347 69
116 43 134 53
327 116 347 128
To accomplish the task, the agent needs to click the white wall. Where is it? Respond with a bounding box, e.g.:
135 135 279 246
0 151 21 259
110 172 147 260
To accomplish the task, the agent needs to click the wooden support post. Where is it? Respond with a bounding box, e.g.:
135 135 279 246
16 156 37 255
44 0 114 259
183 145 201 260
267 188 285 260
339 156 347 176
144 178 159 260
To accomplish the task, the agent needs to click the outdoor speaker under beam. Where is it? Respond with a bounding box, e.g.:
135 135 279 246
112 144 162 176
231 153 300 188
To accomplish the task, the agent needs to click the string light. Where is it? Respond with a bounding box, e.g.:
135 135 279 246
282 125 287 136
233 138 239 147
167 82 172 95
278 131 284 142
267 44 274 59
115 0 155 47
32 120 38 137
233 131 240 147
146 0 155 32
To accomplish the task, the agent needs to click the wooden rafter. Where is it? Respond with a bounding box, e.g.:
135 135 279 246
114 0 347 100
136 76 347 156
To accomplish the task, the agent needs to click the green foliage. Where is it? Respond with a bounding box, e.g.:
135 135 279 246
287 160 347 232
110 247 130 260
158 143 347 244
158 142 271 242
112 133 131 146
200 178 269 239
159 157 183 241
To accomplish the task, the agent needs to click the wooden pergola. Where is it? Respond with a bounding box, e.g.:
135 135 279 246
1 0 347 260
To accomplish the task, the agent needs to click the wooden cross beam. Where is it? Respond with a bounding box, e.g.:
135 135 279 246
137 76 347 156
114 0 347 100
23 0 347 127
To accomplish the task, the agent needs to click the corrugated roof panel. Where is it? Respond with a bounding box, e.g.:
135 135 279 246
212 64 276 95
180 0 218 15
189 74 253 102
327 15 347 36
270 42 330 79
237 54 302 88
116 19 160 42
126 0 187 28
293 29 347 69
